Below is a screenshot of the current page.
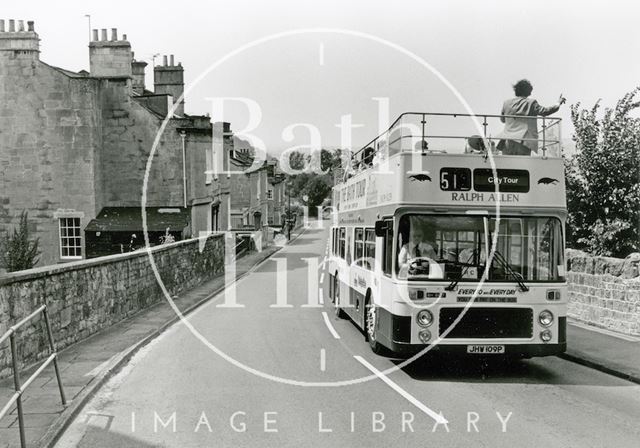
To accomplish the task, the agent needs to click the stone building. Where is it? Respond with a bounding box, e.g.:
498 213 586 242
0 20 229 265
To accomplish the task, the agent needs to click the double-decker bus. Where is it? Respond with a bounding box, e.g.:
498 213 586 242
327 112 567 358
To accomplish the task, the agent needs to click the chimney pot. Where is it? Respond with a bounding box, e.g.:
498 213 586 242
9 19 15 32
163 55 168 66
101 28 107 41
0 20 5 32
170 54 174 66
27 20 34 32
111 28 117 41
18 20 24 32
92 29 98 41
122 33 127 40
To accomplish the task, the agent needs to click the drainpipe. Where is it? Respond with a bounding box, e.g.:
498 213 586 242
180 131 187 208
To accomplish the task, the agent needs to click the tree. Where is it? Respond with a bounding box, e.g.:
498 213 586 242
0 210 41 272
566 88 640 257
285 149 343 213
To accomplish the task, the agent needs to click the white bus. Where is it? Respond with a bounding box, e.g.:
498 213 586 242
327 112 567 358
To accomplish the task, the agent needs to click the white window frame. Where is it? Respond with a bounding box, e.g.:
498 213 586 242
58 216 83 259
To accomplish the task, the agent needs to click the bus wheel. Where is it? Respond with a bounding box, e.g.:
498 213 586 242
365 297 385 354
332 274 346 319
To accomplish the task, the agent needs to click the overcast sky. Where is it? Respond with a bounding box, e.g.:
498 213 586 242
5 0 639 153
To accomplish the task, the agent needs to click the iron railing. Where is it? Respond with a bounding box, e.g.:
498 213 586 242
0 305 66 448
350 112 563 165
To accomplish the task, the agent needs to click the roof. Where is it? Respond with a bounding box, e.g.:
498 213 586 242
85 207 190 233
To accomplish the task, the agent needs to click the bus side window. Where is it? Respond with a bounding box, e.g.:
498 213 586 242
382 220 394 275
364 228 376 270
339 227 346 259
354 228 364 266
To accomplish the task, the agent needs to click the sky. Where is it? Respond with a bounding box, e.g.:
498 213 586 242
5 0 639 154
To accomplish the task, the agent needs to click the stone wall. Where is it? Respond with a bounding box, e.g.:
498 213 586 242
0 233 223 378
567 249 640 336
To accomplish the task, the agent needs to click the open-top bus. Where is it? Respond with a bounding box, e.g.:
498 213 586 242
327 112 567 358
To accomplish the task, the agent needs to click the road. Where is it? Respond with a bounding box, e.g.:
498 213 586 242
56 224 640 448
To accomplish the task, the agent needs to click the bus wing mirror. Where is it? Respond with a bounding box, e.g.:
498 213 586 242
374 220 387 237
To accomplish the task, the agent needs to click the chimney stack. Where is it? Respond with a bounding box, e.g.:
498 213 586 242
131 57 148 95
89 28 132 78
154 54 185 115
0 18 40 57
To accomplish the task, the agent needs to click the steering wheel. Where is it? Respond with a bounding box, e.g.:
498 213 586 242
407 257 438 276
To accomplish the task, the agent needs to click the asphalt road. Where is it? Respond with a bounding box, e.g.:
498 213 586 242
56 225 640 448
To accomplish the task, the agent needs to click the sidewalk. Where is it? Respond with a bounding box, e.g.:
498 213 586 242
0 237 296 448
560 320 640 384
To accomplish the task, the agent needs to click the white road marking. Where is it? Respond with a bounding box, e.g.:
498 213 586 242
321 312 341 339
319 273 325 284
354 355 448 424
318 287 324 305
320 348 326 371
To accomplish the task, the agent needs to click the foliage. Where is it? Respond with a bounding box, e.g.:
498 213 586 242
0 210 41 272
159 228 176 245
566 88 640 257
285 149 343 212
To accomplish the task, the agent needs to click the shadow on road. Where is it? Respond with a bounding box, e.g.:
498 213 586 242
394 354 626 387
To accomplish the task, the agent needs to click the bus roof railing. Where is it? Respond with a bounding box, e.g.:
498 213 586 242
351 112 562 162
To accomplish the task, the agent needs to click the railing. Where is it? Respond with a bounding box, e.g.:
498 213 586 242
350 112 563 168
0 305 66 448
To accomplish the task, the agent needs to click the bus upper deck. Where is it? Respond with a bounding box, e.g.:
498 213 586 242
334 112 566 214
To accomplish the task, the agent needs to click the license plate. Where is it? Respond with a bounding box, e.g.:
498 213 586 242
467 344 505 354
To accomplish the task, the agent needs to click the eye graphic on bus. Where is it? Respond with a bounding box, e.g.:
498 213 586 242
409 174 432 182
538 177 559 185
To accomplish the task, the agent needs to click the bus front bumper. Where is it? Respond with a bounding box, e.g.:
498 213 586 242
383 340 567 358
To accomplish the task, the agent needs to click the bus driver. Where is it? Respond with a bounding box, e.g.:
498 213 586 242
398 222 438 267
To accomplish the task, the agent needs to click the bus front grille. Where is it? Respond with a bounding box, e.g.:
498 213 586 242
438 307 533 339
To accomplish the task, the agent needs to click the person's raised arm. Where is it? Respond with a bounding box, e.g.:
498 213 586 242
532 94 565 116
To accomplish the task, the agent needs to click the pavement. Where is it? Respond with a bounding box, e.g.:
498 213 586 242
0 230 302 448
562 321 640 384
1 223 639 447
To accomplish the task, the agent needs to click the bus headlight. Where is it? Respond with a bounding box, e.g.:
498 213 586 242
540 330 552 342
418 329 431 343
417 310 433 327
539 310 554 327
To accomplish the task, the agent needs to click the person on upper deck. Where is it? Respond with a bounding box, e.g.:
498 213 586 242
497 79 566 155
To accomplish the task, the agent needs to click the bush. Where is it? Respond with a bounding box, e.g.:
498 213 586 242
0 210 41 272
566 88 640 257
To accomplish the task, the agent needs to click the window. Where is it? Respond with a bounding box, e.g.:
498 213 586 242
59 217 82 258
396 214 564 281
354 228 364 266
364 228 376 270
339 227 346 259
230 214 244 229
